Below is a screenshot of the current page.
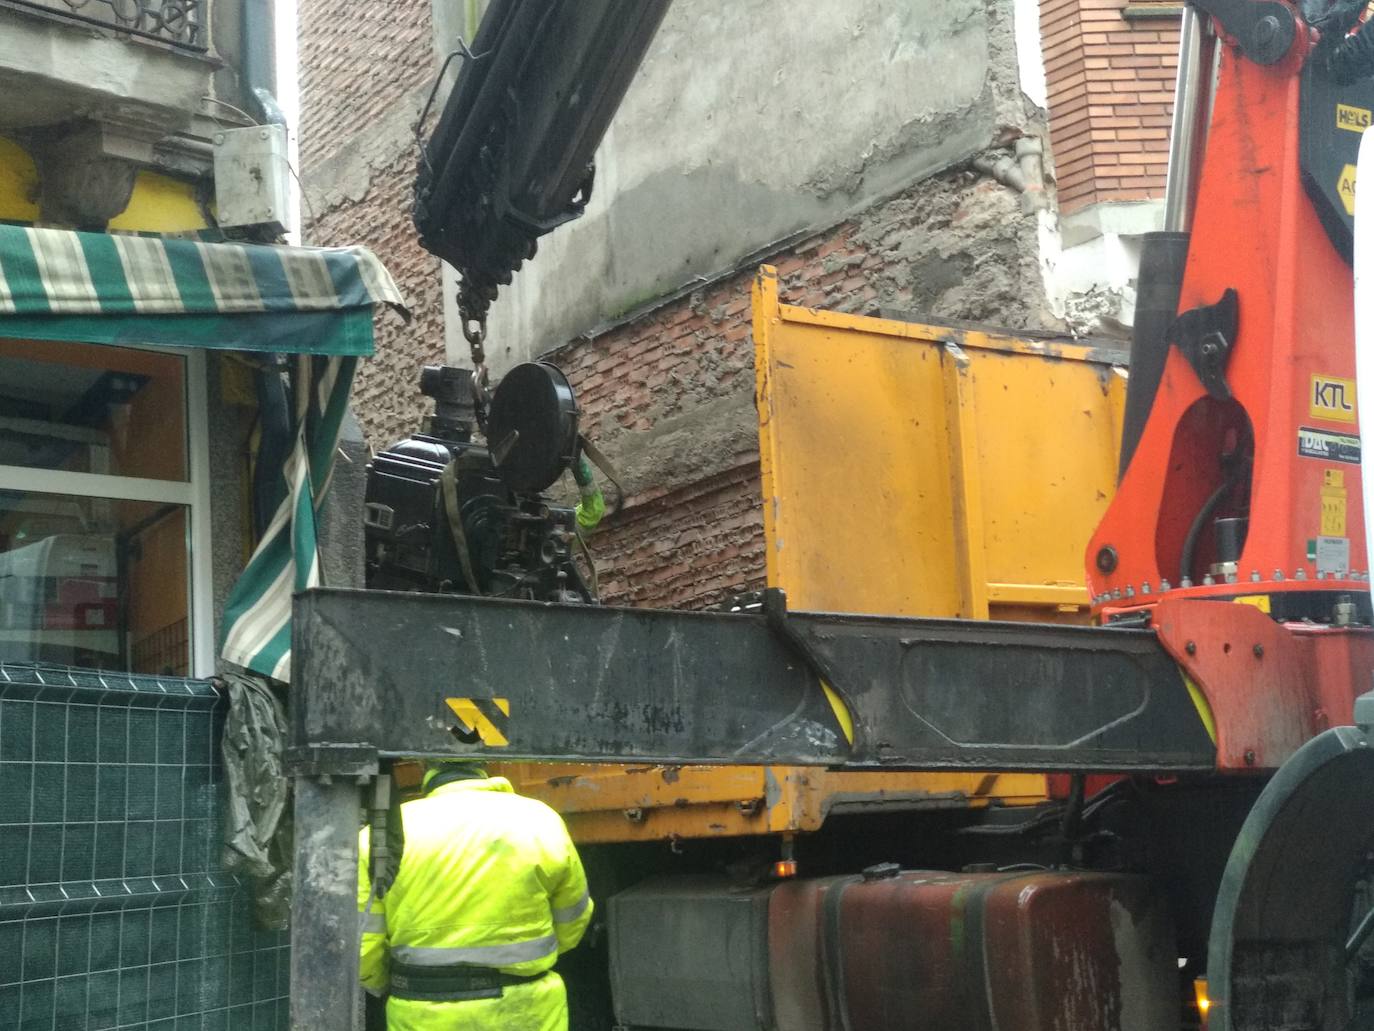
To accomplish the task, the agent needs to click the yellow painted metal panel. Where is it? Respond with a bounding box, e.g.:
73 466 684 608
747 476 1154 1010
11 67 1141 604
756 270 965 616
108 171 211 233
0 144 208 232
503 267 1127 843
754 265 1125 622
0 136 40 223
500 763 1050 843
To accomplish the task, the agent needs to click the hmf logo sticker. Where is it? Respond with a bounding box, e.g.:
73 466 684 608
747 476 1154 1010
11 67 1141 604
1338 104 1372 132
1311 375 1357 423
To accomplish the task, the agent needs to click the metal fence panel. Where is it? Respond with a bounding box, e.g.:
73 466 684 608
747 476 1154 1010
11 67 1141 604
0 664 288 1030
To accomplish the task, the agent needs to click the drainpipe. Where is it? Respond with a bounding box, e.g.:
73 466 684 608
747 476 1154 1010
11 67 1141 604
242 0 286 126
971 139 1049 214
241 0 290 528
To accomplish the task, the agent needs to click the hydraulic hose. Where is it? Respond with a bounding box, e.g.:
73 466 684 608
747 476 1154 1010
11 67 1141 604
1178 458 1249 584
1326 13 1374 84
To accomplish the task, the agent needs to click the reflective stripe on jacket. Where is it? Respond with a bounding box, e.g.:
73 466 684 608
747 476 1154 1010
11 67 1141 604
357 776 593 1031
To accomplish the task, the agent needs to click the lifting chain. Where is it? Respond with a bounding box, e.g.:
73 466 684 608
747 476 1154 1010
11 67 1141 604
457 274 491 390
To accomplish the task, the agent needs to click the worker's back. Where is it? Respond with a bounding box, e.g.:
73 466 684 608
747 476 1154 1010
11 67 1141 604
359 770 594 1031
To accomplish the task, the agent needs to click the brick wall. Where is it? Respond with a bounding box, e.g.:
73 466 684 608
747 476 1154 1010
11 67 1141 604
590 462 767 610
1041 1 1180 212
298 0 434 173
308 147 447 446
299 0 446 448
557 165 1054 610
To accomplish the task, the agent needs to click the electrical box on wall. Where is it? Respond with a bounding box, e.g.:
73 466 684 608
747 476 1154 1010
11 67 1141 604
213 125 290 234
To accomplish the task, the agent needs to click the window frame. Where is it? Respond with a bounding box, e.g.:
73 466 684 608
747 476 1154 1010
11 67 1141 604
0 343 215 677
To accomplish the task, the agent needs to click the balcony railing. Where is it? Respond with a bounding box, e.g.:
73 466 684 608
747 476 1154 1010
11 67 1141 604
2 0 206 51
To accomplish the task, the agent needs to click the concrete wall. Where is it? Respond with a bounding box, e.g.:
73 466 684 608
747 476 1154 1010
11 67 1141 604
0 0 268 227
469 0 1031 372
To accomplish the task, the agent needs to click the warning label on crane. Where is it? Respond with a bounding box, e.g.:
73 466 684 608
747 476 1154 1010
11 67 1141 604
1298 426 1361 464
1337 104 1372 132
1321 469 1348 536
1310 536 1351 576
446 697 511 746
1338 164 1358 217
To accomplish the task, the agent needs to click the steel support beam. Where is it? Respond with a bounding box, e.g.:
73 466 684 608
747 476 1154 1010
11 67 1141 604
289 775 365 1031
291 588 1216 772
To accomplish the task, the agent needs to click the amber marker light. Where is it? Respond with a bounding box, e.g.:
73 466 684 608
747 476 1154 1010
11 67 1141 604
1194 978 1211 1030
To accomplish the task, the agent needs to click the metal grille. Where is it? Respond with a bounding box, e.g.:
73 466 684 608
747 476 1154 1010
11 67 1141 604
0 664 288 1029
132 619 190 679
1 0 206 51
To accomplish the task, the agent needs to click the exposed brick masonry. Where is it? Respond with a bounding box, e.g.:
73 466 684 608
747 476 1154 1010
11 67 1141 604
298 0 434 173
1041 1 1180 211
590 462 767 610
300 0 447 446
308 147 447 445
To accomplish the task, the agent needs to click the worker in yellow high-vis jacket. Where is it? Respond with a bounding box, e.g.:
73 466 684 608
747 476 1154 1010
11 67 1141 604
358 760 594 1031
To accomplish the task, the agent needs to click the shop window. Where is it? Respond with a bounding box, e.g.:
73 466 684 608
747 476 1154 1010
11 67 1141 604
0 340 210 676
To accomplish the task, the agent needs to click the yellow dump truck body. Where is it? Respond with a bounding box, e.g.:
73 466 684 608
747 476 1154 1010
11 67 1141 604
500 265 1127 843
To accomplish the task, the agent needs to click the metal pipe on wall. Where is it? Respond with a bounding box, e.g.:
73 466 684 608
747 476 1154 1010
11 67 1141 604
242 0 286 125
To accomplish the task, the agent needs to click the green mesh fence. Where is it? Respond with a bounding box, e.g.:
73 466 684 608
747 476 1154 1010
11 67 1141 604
0 664 289 1029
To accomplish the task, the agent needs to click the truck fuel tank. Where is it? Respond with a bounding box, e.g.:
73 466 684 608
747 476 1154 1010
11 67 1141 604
609 868 1176 1031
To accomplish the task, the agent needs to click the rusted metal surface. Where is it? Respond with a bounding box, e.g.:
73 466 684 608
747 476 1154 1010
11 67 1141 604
769 870 1176 1031
499 762 1050 843
1154 597 1374 769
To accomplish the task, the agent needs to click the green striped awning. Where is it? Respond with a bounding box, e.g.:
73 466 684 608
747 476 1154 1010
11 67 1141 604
221 353 356 682
0 224 406 355
0 224 405 683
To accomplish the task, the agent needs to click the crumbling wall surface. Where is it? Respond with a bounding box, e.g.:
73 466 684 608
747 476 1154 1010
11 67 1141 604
299 0 445 448
298 0 433 174
479 0 1039 371
591 462 766 609
536 0 1053 611
306 144 445 447
567 161 1057 607
299 0 1060 607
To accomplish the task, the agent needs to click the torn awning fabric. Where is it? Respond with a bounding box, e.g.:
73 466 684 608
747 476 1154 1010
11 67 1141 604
0 224 407 683
0 223 405 353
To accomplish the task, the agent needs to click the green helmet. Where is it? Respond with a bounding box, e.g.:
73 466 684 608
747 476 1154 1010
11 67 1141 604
421 758 487 791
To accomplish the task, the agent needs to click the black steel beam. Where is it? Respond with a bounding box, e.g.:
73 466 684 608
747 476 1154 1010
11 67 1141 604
291 588 1217 773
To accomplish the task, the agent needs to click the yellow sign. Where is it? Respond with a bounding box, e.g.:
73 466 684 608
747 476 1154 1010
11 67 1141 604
1311 374 1358 423
1338 104 1372 133
1339 164 1358 217
445 697 511 747
1321 468 1348 537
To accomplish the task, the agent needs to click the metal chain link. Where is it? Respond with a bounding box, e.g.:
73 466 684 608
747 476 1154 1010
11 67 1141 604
457 275 490 387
